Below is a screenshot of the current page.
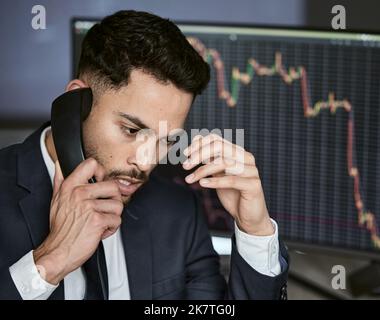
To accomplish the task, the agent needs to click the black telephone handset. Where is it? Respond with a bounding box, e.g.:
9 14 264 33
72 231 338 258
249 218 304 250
51 88 108 299
51 87 95 182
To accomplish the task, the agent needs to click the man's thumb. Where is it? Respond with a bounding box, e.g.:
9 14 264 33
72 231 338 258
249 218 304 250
53 160 64 196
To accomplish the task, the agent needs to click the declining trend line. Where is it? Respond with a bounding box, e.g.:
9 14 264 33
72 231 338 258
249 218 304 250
187 36 380 248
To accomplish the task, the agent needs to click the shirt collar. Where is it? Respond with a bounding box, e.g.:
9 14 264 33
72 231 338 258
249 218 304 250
39 126 55 185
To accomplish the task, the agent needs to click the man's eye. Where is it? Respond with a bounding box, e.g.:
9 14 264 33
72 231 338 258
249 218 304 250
121 126 139 136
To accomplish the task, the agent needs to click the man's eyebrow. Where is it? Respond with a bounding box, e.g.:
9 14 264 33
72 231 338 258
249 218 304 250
115 111 150 129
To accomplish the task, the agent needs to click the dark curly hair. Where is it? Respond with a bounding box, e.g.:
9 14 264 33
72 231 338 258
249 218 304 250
77 10 210 99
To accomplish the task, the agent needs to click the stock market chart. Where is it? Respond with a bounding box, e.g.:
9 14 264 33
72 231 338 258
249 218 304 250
180 25 380 254
74 21 380 255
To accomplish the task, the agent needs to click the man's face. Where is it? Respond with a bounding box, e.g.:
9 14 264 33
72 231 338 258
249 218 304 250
81 69 193 204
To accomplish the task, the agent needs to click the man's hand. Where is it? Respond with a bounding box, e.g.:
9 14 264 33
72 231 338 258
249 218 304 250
33 158 123 285
183 134 274 236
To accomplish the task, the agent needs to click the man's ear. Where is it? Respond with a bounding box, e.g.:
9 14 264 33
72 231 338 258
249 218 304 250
65 79 88 92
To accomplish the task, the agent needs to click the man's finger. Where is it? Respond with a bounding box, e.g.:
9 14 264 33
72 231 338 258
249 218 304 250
183 134 204 156
65 158 106 186
97 213 122 239
198 175 260 191
72 180 122 202
183 141 248 170
53 160 64 198
90 199 124 216
185 159 256 183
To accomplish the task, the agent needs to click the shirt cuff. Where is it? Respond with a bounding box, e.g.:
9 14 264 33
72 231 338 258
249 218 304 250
9 250 58 300
234 218 281 277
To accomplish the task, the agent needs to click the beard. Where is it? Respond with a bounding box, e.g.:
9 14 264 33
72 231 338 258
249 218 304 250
83 142 148 205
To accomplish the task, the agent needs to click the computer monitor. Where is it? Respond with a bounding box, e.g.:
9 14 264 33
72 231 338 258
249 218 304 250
72 19 380 259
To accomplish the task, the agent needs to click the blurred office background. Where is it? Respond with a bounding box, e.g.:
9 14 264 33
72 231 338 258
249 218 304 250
1 0 380 299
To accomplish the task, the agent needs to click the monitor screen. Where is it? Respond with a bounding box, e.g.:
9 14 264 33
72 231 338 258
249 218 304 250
73 20 380 257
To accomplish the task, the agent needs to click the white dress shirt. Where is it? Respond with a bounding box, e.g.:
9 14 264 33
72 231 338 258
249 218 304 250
9 127 281 300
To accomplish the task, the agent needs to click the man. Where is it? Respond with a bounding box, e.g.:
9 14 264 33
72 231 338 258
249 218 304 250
0 10 288 300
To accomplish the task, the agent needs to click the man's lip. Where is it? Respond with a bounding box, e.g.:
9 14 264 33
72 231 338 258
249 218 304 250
116 178 143 196
117 176 144 184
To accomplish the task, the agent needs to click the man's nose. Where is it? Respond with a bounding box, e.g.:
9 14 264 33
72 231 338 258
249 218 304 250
127 154 152 173
127 135 157 172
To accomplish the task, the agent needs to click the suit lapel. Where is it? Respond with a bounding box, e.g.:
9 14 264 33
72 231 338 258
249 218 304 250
120 198 153 300
17 122 65 299
16 122 154 300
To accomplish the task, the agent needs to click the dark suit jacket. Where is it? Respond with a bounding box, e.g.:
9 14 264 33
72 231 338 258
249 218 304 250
0 123 288 300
